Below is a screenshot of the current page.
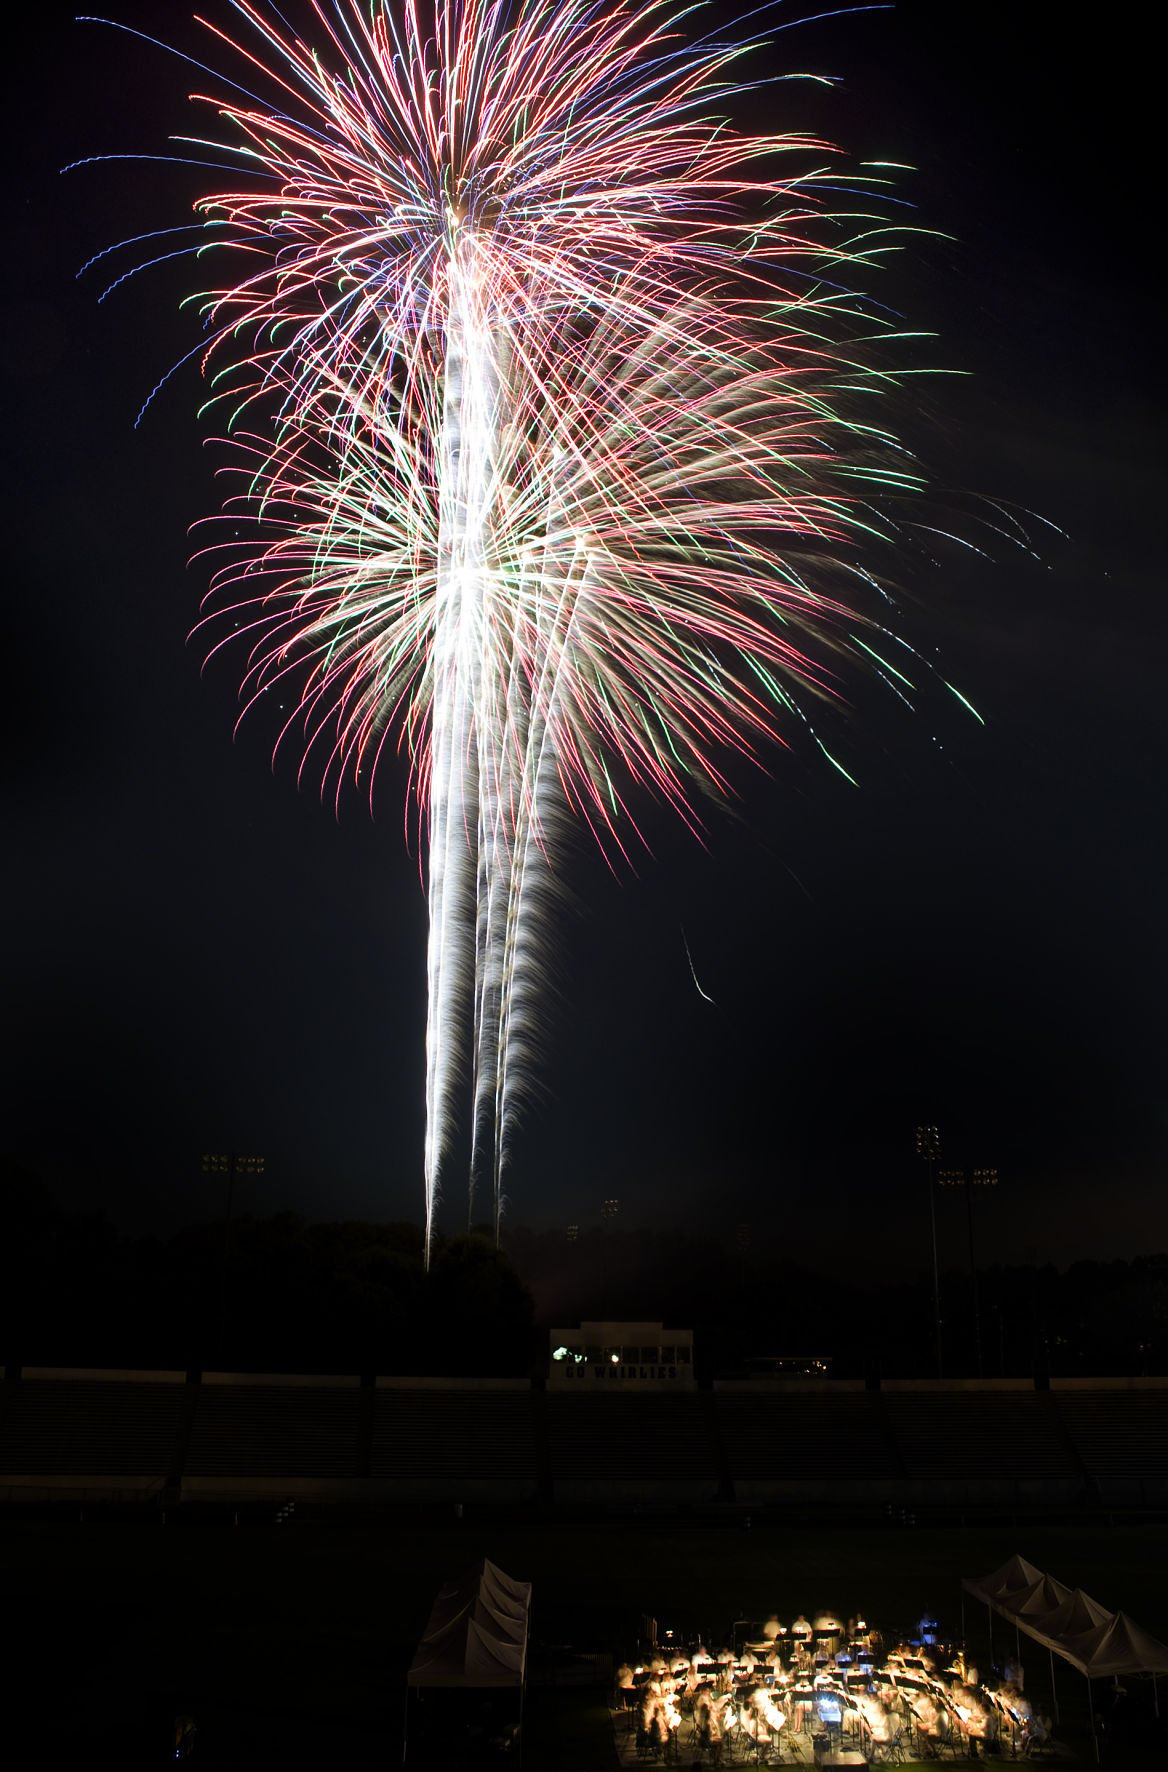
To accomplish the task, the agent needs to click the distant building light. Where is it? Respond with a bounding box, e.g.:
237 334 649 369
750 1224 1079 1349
746 1353 832 1378
549 1321 695 1386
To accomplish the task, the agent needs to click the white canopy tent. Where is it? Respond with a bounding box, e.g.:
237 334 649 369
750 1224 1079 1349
408 1558 531 1688
405 1559 531 1766
1059 1611 1168 1681
962 1556 1168 1759
1022 1587 1115 1659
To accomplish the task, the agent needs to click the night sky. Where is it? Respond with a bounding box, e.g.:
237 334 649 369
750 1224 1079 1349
7 2 1165 1278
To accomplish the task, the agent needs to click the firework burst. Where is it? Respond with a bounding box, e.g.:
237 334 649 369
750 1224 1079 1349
83 1 982 1259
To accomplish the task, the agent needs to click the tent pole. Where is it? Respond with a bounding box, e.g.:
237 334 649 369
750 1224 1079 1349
1015 1621 1021 1659
1153 1672 1159 1719
1049 1645 1059 1723
1088 1679 1097 1764
987 1602 993 1669
518 1592 528 1769
518 1673 526 1770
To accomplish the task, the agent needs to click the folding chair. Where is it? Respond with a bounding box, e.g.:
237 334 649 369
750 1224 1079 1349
872 1723 906 1764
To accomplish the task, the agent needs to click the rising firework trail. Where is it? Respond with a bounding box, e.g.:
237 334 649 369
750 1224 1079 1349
80 1 991 1262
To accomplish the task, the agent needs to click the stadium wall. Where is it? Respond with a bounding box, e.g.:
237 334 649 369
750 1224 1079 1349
1 1369 1164 1512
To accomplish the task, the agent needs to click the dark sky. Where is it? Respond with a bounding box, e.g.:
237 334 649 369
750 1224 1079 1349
6 2 1165 1277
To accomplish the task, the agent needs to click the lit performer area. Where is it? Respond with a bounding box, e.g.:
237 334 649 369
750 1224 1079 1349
612 1612 1057 1765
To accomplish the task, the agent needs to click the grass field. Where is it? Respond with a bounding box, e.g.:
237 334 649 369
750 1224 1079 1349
2 1514 1164 1767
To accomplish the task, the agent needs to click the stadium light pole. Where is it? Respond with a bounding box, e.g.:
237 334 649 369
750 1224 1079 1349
968 1168 998 1378
938 1164 998 1376
916 1126 944 1378
202 1152 267 1363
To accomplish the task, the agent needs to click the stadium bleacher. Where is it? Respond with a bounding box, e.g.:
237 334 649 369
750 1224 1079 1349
545 1390 718 1500
371 1380 538 1500
713 1382 901 1497
1050 1380 1168 1506
184 1373 363 1480
1 1369 1165 1510
0 1369 187 1480
880 1382 1081 1488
